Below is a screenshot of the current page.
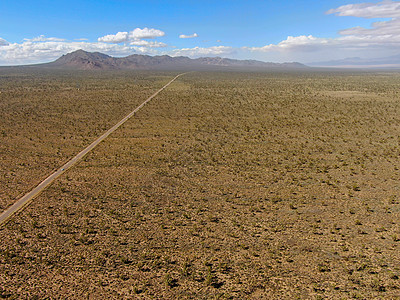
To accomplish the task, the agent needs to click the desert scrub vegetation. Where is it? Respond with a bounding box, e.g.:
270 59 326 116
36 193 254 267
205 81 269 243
0 69 400 298
0 68 176 210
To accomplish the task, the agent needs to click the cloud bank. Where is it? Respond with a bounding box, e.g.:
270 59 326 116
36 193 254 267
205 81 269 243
249 0 400 62
0 38 9 46
0 39 135 65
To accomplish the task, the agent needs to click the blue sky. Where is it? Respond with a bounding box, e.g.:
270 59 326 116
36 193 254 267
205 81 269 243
1 0 399 65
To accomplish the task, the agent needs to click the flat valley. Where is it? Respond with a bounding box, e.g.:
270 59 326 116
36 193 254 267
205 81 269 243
1 69 400 298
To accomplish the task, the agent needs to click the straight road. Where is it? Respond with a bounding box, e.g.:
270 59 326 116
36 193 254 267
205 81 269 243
0 72 188 226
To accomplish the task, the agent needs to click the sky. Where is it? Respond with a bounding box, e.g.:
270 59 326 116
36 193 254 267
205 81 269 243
1 0 400 66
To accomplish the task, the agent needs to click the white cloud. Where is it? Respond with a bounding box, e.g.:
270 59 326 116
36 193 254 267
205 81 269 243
326 0 400 18
179 33 198 39
172 46 233 57
129 39 167 47
248 1 400 62
26 35 65 42
0 38 9 46
129 27 165 39
98 31 129 43
97 28 166 48
338 18 400 38
247 35 333 52
97 27 165 43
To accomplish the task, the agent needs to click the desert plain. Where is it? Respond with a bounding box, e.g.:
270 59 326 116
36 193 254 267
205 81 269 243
0 68 400 299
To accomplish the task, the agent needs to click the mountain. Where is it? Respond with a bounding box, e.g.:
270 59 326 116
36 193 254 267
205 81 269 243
43 50 307 70
48 50 114 70
310 54 400 69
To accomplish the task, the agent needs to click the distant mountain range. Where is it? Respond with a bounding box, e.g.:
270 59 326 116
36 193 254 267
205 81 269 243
309 54 400 68
40 49 307 70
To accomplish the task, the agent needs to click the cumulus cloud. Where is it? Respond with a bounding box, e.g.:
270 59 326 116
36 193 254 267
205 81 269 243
98 28 166 49
0 38 9 46
249 1 400 61
179 33 198 39
130 28 165 39
98 28 165 43
172 46 233 57
247 35 332 52
98 31 129 43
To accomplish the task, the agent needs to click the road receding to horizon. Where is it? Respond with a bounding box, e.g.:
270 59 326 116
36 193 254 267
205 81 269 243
0 72 188 226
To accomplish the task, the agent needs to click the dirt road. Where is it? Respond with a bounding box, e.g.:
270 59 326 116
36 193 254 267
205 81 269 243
0 72 187 226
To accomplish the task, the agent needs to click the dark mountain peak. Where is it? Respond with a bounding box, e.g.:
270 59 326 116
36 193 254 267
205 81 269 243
156 55 173 59
45 49 308 70
58 49 110 61
50 50 114 70
70 49 89 56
